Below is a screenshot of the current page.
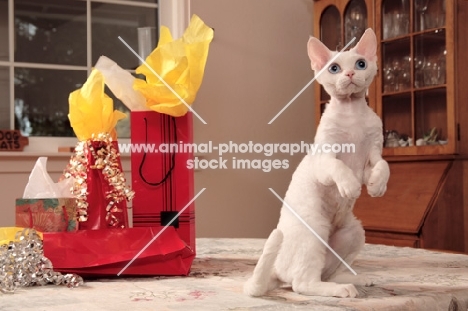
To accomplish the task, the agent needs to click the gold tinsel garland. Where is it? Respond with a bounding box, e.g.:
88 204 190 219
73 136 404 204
64 133 134 227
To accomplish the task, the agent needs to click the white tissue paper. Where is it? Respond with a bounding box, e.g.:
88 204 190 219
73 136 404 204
94 56 148 111
23 157 74 198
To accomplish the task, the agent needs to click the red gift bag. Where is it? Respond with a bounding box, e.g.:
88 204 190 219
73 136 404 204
43 226 194 276
65 138 130 230
130 111 195 252
81 140 129 229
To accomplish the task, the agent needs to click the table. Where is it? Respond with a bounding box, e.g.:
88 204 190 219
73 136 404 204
2 238 468 310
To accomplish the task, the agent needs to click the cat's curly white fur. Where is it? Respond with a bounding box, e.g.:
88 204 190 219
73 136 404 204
244 29 390 298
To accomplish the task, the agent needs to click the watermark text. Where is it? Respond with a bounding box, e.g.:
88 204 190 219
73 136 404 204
119 141 355 156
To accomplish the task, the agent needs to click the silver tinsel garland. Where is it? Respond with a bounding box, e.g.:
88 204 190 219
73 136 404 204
0 229 84 293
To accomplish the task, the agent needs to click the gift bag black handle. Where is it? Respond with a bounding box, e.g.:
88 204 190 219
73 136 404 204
139 116 176 186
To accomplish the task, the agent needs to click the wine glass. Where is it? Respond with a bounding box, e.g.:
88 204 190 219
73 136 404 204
383 62 395 93
415 0 429 31
423 60 438 86
398 0 410 36
431 62 440 85
436 0 446 28
401 0 409 12
399 55 411 90
383 14 393 39
414 55 426 88
345 2 366 45
437 49 447 84
392 58 402 91
395 13 410 37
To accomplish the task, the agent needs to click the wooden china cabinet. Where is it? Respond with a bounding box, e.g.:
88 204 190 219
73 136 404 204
313 0 468 252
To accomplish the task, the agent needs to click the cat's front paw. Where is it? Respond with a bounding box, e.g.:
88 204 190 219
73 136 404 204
366 160 390 197
293 281 359 298
329 273 374 287
332 284 359 298
336 175 361 199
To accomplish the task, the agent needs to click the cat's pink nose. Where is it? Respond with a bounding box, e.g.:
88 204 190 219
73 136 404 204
344 70 355 78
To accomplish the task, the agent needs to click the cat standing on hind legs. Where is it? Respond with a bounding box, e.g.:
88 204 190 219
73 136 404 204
244 28 390 298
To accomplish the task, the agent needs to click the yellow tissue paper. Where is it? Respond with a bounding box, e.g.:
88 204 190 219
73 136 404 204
0 227 43 245
69 69 126 141
134 14 214 117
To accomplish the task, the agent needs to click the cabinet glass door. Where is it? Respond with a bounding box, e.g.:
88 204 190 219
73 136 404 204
380 0 449 155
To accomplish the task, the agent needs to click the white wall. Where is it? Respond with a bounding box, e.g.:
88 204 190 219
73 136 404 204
190 0 315 237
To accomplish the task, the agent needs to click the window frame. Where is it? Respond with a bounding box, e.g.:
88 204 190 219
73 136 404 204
0 0 184 153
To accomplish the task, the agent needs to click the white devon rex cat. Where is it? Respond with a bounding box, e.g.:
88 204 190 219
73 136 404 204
244 29 389 298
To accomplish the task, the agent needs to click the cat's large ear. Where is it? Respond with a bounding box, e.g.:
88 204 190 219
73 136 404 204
353 28 377 61
307 36 331 71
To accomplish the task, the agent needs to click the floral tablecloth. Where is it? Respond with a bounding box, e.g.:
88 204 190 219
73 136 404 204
2 238 468 311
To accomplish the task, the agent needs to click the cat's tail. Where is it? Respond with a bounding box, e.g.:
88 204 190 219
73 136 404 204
244 229 283 297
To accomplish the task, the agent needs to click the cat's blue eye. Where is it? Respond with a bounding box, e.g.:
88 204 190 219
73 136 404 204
328 63 341 74
355 59 367 70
